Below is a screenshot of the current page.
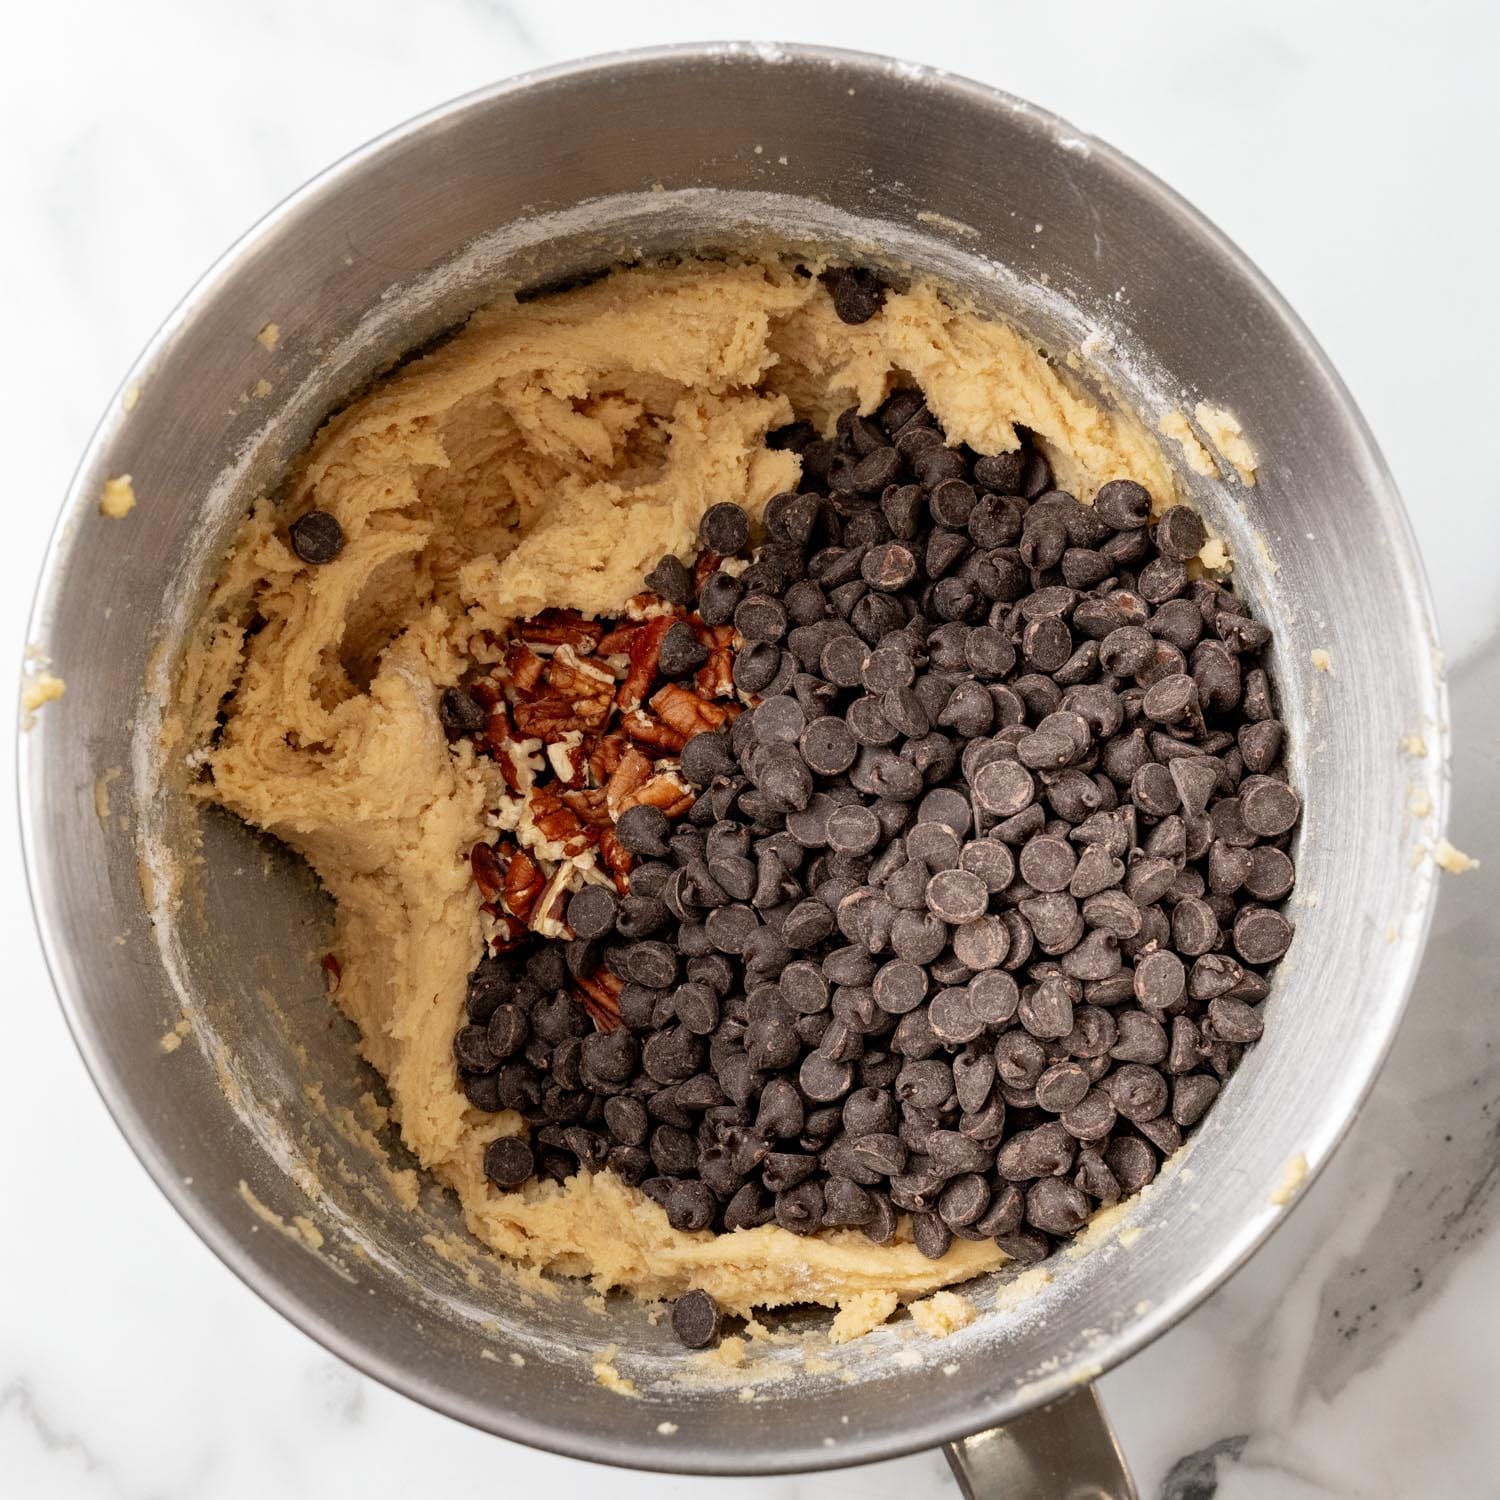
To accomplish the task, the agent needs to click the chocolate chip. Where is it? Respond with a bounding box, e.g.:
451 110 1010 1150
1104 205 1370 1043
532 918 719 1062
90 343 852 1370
1207 995 1265 1044
775 1178 826 1233
566 884 618 941
826 266 888 324
973 760 1035 817
948 916 1007 972
700 502 751 555
1239 776 1301 837
925 867 987 923
483 1136 534 1190
289 509 344 564
1026 1178 1091 1235
1018 836 1078 893
1233 906 1294 964
669 1288 723 1349
890 909 948 965
1060 1089 1116 1142
1244 847 1295 902
1035 1061 1091 1113
1101 1137 1154 1194
1019 975 1075 1039
1155 505 1207 561
1134 949 1187 1012
828 803 882 855
969 970 1020 1027
439 687 487 737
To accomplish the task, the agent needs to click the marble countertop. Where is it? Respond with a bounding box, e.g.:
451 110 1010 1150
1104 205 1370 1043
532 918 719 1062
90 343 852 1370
4 3 1497 1496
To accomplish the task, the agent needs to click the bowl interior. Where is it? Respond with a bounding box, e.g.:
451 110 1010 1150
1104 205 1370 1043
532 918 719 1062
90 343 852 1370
21 46 1446 1474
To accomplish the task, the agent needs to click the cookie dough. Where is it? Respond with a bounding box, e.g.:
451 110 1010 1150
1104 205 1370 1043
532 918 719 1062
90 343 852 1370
177 258 1175 1320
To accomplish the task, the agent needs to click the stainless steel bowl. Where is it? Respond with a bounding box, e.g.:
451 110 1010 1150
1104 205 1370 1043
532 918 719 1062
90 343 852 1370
20 43 1447 1492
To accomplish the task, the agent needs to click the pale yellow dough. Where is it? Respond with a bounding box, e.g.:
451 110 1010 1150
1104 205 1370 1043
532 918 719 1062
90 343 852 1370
177 259 1175 1322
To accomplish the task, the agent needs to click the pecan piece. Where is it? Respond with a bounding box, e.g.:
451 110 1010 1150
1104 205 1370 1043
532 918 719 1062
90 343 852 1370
530 862 584 939
619 615 671 713
575 967 623 1033
545 731 589 787
619 768 694 820
496 735 543 796
320 953 342 992
485 912 530 953
589 730 630 783
503 641 546 695
478 698 514 756
560 786 611 826
598 827 633 893
692 550 723 588
528 787 598 857
503 848 544 919
650 682 735 737
512 645 615 739
693 624 736 700
595 622 640 656
516 608 603 652
621 709 688 755
604 745 654 819
625 591 681 622
470 841 506 903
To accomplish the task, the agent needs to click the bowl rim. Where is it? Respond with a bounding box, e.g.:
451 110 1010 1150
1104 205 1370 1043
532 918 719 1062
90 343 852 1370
19 39 1449 1475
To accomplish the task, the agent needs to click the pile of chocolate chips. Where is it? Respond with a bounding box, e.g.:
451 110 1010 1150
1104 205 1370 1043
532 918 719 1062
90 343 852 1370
455 386 1299 1282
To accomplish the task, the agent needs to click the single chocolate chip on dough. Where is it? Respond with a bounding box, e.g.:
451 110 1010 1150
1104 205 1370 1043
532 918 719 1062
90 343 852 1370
289 509 344 564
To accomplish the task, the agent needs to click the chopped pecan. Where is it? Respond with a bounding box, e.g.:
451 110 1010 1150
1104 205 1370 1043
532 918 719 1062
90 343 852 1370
619 615 671 713
604 745 654 819
560 786 611 826
695 650 734 699
478 698 514 756
496 735 542 796
619 768 694 819
621 709 688 755
545 732 589 787
589 730 630 783
470 841 506 903
575 967 623 1032
503 641 546 695
625 591 681 622
598 827 633 893
516 608 604 652
595 622 640 656
692 550 723 588
485 912 530 953
503 848 544 919
320 953 342 992
650 682 735 737
513 646 615 739
530 862 583 939
528 786 598 857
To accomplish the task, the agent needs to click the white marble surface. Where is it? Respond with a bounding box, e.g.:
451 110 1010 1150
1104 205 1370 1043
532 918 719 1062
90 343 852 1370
3 3 1498 1496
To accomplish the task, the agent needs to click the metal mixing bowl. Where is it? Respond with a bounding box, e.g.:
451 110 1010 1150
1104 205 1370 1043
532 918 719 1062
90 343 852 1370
19 43 1447 1494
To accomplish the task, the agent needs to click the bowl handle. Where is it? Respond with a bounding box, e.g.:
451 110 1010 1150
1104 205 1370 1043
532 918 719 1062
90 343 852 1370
943 1384 1137 1499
